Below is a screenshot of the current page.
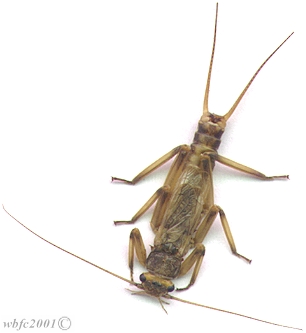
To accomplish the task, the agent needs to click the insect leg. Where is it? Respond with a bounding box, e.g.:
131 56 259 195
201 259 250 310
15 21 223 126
129 228 147 281
217 207 251 263
216 155 288 180
112 145 188 184
114 185 170 225
194 205 251 263
176 243 205 291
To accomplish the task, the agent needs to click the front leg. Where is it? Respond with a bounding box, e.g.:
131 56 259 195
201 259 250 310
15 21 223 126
216 155 288 180
176 243 205 291
129 228 147 282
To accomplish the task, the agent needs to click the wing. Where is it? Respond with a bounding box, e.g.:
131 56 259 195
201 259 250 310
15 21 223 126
154 157 214 257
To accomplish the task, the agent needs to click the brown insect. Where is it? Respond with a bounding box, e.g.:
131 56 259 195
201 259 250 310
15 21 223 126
112 3 291 299
2 3 300 331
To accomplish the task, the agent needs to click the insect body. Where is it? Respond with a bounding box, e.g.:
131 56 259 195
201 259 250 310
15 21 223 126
3 4 300 331
112 3 292 300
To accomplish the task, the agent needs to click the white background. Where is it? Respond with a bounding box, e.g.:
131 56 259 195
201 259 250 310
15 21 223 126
0 1 304 332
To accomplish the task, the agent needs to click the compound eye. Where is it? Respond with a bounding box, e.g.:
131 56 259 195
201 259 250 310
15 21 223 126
167 284 175 292
139 273 146 282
